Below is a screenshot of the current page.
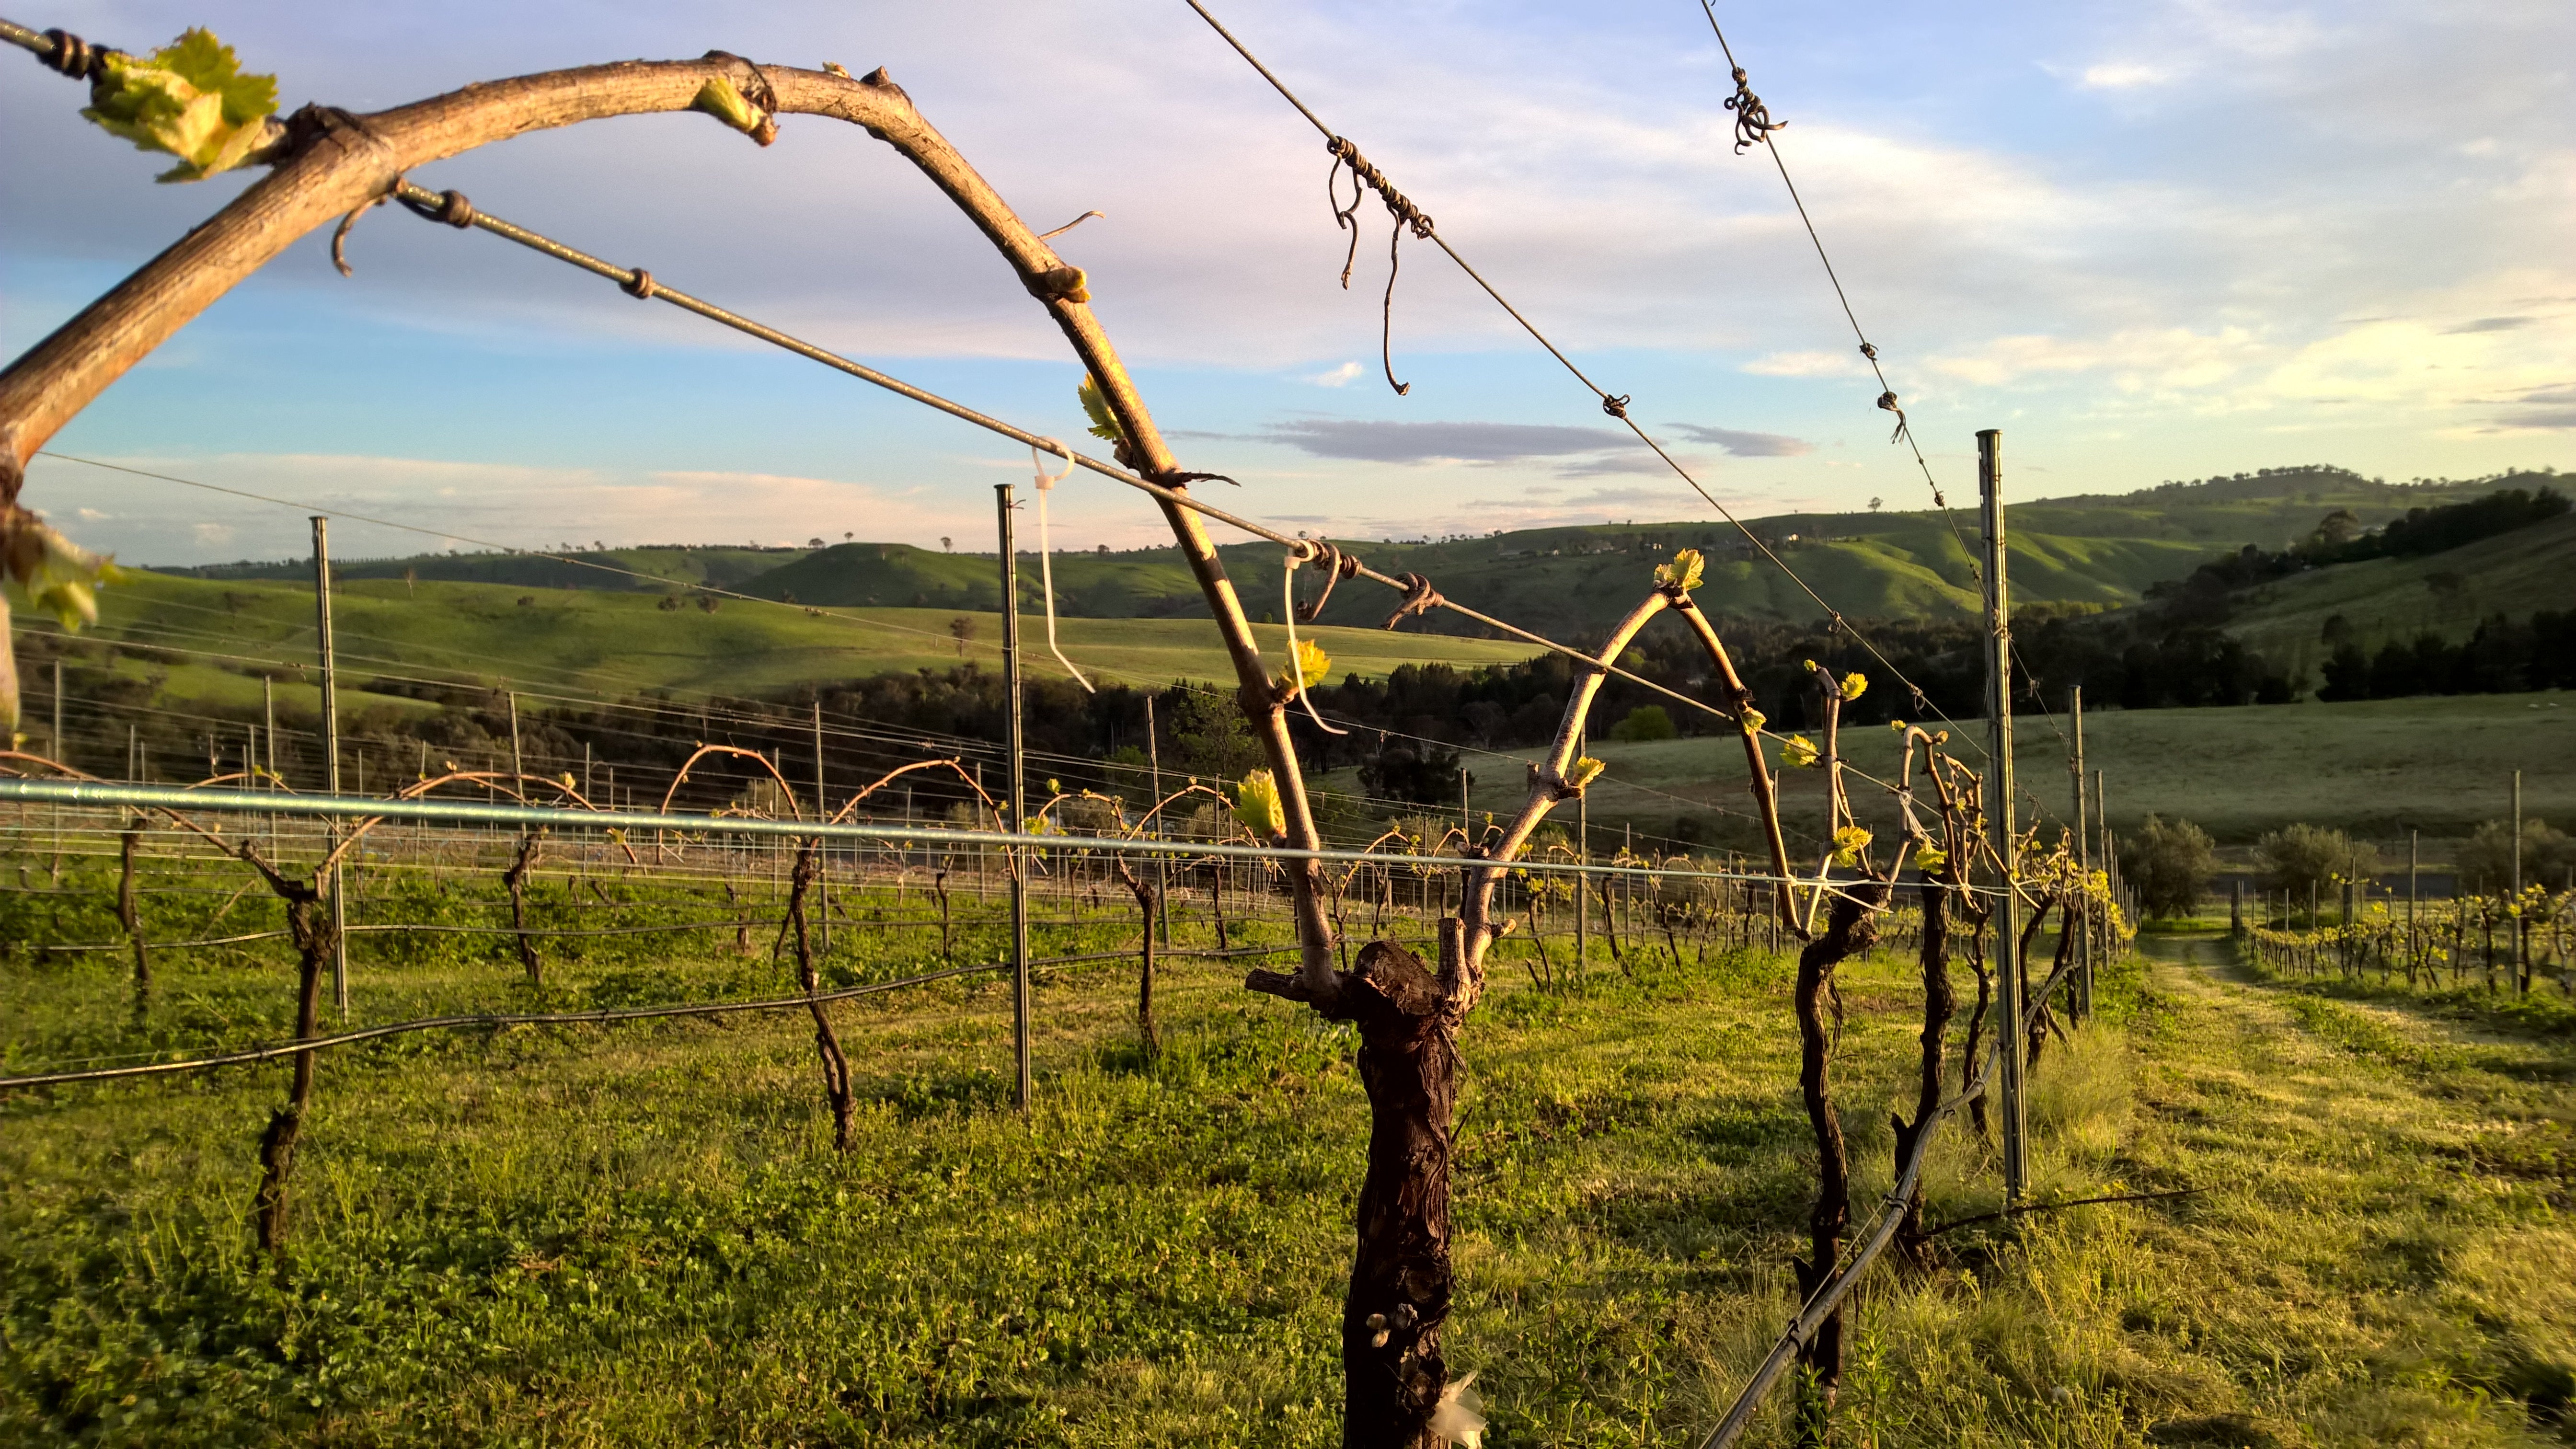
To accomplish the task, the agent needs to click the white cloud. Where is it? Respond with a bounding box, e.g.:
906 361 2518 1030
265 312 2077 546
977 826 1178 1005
1306 361 1364 387
1743 350 1869 378
2077 61 2174 90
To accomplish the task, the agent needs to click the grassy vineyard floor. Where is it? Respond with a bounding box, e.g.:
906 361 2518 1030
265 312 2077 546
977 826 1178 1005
3 896 2573 1445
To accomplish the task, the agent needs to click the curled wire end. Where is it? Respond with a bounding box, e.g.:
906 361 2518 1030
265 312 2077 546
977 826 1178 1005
1037 209 1105 241
621 269 659 301
1725 66 1785 153
330 202 371 278
1601 394 1632 419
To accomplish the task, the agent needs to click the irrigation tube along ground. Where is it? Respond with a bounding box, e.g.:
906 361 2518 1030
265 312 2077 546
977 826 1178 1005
0 779 1997 898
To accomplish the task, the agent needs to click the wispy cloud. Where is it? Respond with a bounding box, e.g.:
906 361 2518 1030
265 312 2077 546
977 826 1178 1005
1304 361 1364 387
1665 424 1814 457
2076 61 2174 90
1259 419 1635 465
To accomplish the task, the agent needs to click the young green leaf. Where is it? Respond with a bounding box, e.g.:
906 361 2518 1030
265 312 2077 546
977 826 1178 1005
1564 756 1606 790
1840 671 1868 702
1230 770 1286 839
80 29 278 182
1276 638 1332 692
1739 707 1767 736
1912 842 1947 872
1783 734 1820 768
1829 825 1874 867
1078 376 1126 443
1652 547 1705 592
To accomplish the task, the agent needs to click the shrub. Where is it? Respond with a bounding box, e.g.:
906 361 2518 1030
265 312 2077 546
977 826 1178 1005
2125 814 2217 919
2255 823 2380 904
2453 817 2576 897
1608 705 1676 742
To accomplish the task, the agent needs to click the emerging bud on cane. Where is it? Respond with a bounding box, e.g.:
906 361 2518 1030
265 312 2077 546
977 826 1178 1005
1078 375 1126 443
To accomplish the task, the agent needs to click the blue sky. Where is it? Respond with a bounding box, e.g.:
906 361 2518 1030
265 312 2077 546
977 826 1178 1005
4 0 2571 565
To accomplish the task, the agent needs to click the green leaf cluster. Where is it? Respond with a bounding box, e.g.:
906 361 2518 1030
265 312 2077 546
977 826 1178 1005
1652 547 1705 592
1277 638 1332 692
80 28 278 182
0 513 117 732
1078 377 1126 444
1230 770 1285 839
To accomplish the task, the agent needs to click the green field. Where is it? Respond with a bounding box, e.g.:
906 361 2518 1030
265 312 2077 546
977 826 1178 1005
4 851 2571 1445
76 570 1543 721
1427 691 2576 855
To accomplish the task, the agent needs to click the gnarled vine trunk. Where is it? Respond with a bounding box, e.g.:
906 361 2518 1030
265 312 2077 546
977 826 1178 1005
253 891 332 1255
1332 935 1457 1447
1894 874 1952 1266
785 838 854 1150
1792 880 1886 1443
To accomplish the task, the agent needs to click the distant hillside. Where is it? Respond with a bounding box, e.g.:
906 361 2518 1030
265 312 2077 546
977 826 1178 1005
162 545 812 594
2221 508 2576 677
148 464 2538 645
35 570 1542 726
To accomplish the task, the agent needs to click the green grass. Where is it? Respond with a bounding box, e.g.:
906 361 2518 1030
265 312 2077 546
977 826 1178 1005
5 844 2573 1445
71 571 1543 719
1427 690 2576 852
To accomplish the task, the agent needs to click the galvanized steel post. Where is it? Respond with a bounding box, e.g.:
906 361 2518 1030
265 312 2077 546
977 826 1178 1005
1978 430 2028 1202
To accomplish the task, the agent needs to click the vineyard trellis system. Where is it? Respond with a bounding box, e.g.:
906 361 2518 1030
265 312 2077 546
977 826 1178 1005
0 11 2151 1445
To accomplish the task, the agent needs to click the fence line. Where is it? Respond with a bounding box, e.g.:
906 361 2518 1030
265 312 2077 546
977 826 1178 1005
0 779 1986 899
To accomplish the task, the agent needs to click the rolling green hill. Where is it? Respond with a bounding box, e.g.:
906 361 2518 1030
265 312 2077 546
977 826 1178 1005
151 465 2539 646
2218 509 2576 676
57 571 1544 724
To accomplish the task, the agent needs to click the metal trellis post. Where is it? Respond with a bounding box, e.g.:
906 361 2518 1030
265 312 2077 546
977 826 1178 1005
312 517 349 1021
1146 692 1169 946
813 700 829 955
1979 429 2028 1202
998 483 1032 1112
2070 684 2090 1018
2512 769 2524 994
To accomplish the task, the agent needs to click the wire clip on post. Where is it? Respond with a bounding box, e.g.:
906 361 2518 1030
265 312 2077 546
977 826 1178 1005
1028 440 1092 693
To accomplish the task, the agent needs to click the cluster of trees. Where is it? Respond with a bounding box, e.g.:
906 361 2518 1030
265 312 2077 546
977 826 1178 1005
2116 816 2569 924
2319 610 2576 701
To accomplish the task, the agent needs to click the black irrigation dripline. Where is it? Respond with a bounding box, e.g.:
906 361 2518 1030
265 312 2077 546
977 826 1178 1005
1178 0 1987 760
0 944 1305 1091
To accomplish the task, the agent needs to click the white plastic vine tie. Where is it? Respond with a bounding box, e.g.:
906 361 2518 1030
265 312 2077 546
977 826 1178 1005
1029 438 1093 693
1284 538 1348 735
